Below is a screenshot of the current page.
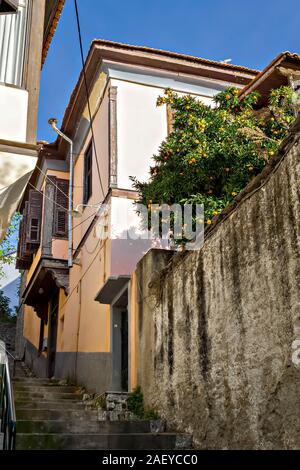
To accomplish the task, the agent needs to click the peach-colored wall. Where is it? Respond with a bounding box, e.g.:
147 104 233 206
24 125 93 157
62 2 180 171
73 86 110 251
57 234 111 353
56 288 69 352
23 305 40 349
58 263 81 353
55 85 111 354
26 247 42 285
23 168 69 348
52 239 68 260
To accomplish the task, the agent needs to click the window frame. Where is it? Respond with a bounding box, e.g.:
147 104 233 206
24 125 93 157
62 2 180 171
83 140 93 205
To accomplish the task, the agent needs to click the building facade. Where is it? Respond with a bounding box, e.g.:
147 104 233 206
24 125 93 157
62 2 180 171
16 40 258 392
0 0 64 239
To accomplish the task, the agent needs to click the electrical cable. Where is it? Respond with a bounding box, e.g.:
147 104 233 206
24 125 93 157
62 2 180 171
28 182 101 234
34 165 102 212
26 236 109 322
28 182 68 212
74 0 106 199
35 164 70 202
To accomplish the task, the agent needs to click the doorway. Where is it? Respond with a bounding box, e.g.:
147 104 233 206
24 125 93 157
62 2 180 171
47 287 59 378
111 287 129 391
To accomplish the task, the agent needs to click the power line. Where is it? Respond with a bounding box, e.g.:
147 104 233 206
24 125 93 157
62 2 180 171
16 182 103 259
74 0 106 199
29 182 101 227
15 209 101 257
19 236 108 318
35 165 70 202
24 184 100 234
28 182 68 213
35 165 101 206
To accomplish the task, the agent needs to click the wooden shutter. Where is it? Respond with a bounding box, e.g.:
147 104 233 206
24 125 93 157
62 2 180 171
16 202 31 269
16 190 43 269
53 178 69 238
26 189 43 244
16 210 25 269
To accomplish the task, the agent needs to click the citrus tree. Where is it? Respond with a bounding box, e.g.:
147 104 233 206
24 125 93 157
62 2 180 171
131 86 295 233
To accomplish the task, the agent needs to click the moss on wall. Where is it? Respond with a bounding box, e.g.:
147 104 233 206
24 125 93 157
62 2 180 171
136 120 300 449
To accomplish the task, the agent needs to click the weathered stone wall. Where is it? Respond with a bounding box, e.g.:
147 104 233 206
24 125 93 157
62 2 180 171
135 122 300 449
0 321 15 356
0 320 16 371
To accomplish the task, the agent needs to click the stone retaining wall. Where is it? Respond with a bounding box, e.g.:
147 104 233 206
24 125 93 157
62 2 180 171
135 119 300 449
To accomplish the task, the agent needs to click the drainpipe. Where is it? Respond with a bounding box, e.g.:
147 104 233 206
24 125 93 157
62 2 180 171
48 118 74 268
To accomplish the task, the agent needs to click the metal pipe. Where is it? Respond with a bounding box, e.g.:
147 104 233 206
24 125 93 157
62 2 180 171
48 118 74 268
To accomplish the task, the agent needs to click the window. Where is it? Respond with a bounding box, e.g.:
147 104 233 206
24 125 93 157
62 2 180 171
29 218 39 241
53 178 69 238
16 190 43 269
83 141 93 204
26 189 42 243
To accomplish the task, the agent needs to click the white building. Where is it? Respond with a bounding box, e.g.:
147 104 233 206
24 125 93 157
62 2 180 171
0 0 65 240
16 40 259 391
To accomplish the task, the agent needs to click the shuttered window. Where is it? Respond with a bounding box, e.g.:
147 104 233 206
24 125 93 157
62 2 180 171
53 178 69 238
26 189 43 244
16 190 43 269
83 141 93 204
16 202 29 269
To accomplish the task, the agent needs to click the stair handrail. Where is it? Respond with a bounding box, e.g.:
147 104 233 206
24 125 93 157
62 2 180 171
0 341 16 450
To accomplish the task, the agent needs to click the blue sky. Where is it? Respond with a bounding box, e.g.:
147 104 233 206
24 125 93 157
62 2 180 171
38 0 299 142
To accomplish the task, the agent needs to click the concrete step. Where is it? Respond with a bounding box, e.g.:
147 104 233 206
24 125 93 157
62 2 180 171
14 385 80 394
15 400 85 410
13 378 62 385
17 420 153 434
14 391 83 401
16 409 98 421
16 432 190 450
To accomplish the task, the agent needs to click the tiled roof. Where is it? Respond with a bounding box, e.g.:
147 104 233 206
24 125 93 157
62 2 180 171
42 0 65 67
239 51 300 98
91 39 259 74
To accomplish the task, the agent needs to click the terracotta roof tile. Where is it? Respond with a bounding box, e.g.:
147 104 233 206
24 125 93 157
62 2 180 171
91 38 259 74
239 51 300 98
42 0 65 67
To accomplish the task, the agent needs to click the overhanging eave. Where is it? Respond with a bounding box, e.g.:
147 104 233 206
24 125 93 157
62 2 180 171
95 276 130 304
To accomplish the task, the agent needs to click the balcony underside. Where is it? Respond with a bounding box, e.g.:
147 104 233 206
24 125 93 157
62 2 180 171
22 258 69 318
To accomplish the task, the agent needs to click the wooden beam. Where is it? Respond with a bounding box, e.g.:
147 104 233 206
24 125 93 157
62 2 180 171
24 0 46 144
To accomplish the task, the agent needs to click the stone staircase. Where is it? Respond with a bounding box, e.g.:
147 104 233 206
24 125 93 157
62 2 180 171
13 375 191 450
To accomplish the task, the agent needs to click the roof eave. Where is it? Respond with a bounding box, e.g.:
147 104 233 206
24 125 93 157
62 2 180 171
239 51 300 100
55 40 259 153
42 0 65 67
